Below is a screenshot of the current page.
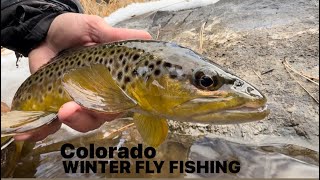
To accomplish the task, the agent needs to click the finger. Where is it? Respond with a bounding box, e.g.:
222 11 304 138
14 119 62 141
58 101 120 133
102 27 153 42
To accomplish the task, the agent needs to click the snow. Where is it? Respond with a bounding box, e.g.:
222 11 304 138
1 51 30 107
1 0 220 106
105 0 220 26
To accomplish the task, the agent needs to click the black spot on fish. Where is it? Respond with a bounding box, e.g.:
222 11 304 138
124 65 129 73
103 52 107 56
88 57 92 61
99 58 103 63
35 76 39 81
77 61 81 66
58 88 63 94
117 49 121 53
124 76 131 83
117 71 123 81
110 50 115 55
163 62 172 68
82 54 87 59
133 54 140 61
27 95 31 100
49 72 53 77
119 54 124 60
169 71 178 79
170 73 178 79
132 69 138 76
156 60 162 65
109 59 113 64
144 61 149 66
125 51 129 56
148 64 154 70
70 61 75 65
58 71 62 76
107 67 111 72
121 85 126 90
48 85 52 91
154 69 161 76
55 66 59 71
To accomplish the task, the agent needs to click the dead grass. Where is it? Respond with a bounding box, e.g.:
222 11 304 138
79 0 147 17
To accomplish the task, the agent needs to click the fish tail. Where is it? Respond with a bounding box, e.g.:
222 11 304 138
1 136 14 150
1 111 58 138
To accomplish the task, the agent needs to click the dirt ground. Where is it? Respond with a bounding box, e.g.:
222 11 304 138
115 0 319 147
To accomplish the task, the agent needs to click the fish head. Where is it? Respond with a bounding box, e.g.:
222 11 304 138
147 43 270 124
172 62 269 124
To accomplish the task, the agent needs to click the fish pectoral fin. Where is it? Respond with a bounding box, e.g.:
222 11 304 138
133 113 168 147
62 64 137 113
1 111 57 137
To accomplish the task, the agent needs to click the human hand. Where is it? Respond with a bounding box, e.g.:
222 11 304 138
14 13 152 141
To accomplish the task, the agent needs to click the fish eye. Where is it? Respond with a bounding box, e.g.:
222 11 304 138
200 75 214 88
194 71 223 91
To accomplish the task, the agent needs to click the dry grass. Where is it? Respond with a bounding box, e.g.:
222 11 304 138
282 60 319 104
79 0 147 17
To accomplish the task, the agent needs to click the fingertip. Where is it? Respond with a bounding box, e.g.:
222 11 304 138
14 134 32 141
58 101 82 123
104 27 153 42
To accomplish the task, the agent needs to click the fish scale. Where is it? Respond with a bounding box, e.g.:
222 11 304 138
3 40 269 148
12 40 185 111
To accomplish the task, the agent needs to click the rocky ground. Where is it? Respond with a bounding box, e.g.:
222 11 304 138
115 0 319 147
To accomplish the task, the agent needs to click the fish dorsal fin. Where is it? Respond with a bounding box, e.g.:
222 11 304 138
1 111 57 137
62 64 137 113
133 113 168 147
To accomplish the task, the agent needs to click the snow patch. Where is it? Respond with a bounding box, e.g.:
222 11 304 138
105 0 220 26
1 51 30 106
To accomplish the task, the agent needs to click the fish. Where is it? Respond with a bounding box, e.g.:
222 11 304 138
1 40 269 147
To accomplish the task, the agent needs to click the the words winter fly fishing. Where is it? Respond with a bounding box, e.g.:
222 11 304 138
61 143 241 174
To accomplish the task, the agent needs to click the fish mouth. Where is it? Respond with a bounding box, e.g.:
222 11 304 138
171 93 270 124
224 104 268 113
190 103 270 124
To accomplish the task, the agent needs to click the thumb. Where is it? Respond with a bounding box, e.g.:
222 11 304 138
88 17 152 42
101 27 153 42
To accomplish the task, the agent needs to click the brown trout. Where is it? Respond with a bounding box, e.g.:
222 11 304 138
1 40 269 147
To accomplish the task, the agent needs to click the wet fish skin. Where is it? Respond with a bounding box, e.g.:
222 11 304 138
2 40 270 147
